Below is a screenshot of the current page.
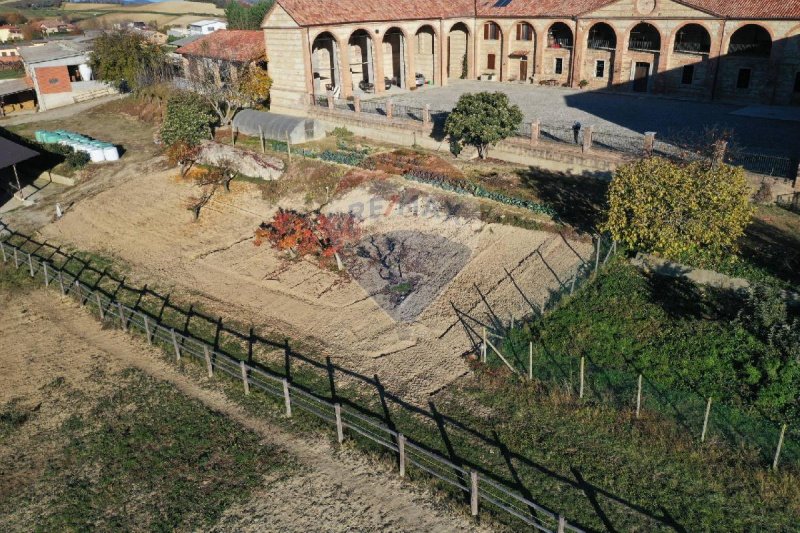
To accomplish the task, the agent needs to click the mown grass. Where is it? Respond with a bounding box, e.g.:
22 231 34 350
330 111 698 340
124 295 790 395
0 366 296 532
3 235 798 531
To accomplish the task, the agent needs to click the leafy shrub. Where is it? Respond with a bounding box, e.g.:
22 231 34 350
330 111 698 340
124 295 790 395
42 142 90 170
603 157 753 263
753 180 773 204
444 92 523 159
160 92 216 147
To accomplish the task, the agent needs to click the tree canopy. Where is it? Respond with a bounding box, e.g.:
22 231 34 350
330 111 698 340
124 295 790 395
89 31 165 92
225 0 273 30
602 157 754 264
444 92 523 159
160 92 216 147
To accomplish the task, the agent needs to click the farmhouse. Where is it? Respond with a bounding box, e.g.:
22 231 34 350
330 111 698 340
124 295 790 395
0 25 23 43
188 19 227 35
176 29 266 85
262 0 800 109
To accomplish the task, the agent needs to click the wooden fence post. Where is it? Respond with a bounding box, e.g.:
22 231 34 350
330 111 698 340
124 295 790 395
773 423 787 471
636 374 643 418
334 403 344 443
0 243 6 262
27 253 34 277
557 515 566 533
239 360 250 394
171 328 180 361
258 125 264 153
283 378 292 417
470 471 479 516
143 315 152 345
701 397 712 442
528 341 533 381
96 293 104 319
398 434 406 477
204 346 213 377
579 356 585 399
594 236 601 274
118 302 127 331
43 262 49 287
58 271 65 295
13 247 18 268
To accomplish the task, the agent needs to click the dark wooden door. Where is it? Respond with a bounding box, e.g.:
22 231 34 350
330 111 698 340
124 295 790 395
633 62 649 92
519 58 528 80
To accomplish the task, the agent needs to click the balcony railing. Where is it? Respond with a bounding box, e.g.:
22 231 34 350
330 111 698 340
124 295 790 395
728 42 771 57
674 41 710 54
547 38 573 49
588 39 615 50
628 39 659 52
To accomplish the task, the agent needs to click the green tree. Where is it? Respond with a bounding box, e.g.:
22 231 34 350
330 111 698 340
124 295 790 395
89 31 165 92
444 92 523 159
225 0 273 30
603 157 754 263
160 92 216 147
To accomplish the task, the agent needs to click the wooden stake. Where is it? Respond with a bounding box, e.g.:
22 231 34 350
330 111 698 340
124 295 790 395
701 397 712 442
285 132 292 162
75 280 82 303
579 356 585 399
557 515 566 533
282 378 292 417
594 236 601 274
570 275 576 295
43 262 49 286
143 315 152 345
398 434 406 477
482 327 487 363
470 471 479 516
118 302 127 331
58 271 65 295
96 293 104 319
258 125 264 153
335 403 344 443
240 360 250 394
204 346 213 377
0 243 6 262
773 423 787 471
636 374 643 418
27 253 34 277
528 341 533 381
171 328 180 361
13 247 18 268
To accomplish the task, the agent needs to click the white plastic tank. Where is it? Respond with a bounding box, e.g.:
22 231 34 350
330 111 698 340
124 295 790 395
102 145 119 161
78 64 93 81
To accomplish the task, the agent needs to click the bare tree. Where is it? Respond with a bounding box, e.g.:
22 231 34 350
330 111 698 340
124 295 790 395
185 159 238 220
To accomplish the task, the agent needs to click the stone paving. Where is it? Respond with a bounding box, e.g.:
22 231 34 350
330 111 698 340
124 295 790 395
368 80 800 156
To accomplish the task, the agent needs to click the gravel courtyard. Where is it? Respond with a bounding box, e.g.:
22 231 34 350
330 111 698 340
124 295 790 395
371 80 800 156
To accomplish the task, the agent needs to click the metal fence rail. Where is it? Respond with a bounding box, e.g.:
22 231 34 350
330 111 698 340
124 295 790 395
0 237 583 533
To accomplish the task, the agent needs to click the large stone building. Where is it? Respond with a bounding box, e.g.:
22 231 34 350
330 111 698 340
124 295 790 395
261 0 800 111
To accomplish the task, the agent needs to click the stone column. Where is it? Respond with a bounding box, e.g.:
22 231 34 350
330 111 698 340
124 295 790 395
373 34 386 94
705 21 725 101
338 36 354 99
438 21 448 86
611 26 627 90
500 24 511 82
405 32 416 90
654 31 671 94
571 20 587 88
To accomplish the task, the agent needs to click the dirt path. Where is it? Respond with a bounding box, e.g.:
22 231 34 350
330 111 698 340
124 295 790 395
1 289 492 533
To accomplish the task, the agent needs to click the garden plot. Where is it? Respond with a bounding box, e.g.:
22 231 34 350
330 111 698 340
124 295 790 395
27 162 591 401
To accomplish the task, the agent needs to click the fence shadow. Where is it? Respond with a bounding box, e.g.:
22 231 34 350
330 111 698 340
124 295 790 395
0 223 713 532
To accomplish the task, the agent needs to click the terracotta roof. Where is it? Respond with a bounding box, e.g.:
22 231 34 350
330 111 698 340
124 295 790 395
176 30 265 61
682 0 800 19
274 0 800 26
274 0 475 26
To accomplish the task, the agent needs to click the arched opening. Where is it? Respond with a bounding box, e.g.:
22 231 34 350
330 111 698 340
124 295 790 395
674 24 711 54
629 23 661 52
414 25 437 87
588 22 616 50
547 22 573 49
728 24 772 57
448 22 470 80
481 21 503 79
383 28 407 89
349 29 375 93
311 32 340 97
510 22 535 82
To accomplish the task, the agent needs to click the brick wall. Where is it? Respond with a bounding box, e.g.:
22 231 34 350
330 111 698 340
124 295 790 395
35 65 71 94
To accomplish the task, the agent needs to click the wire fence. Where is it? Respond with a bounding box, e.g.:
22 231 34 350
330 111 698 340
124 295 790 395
0 235 585 533
478 237 797 470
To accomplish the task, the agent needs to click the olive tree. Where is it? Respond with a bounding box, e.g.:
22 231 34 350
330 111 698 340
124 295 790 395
444 92 523 159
